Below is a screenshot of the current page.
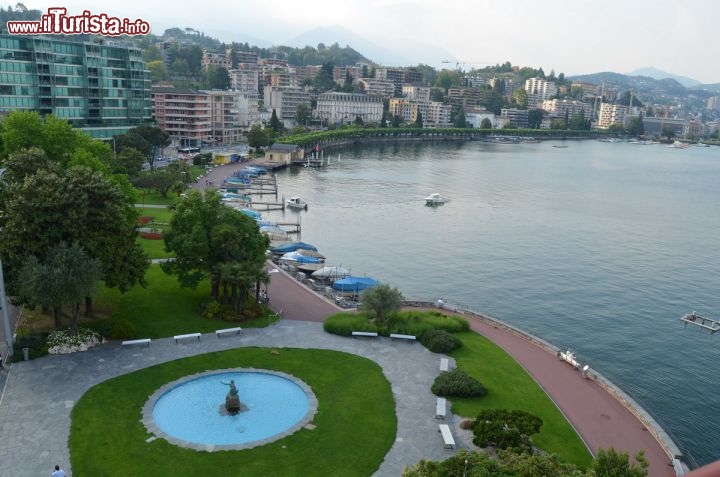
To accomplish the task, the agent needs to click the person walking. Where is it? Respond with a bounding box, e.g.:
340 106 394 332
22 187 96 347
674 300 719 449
51 464 65 477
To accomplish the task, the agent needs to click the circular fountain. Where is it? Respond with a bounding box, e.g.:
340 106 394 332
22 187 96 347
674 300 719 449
143 369 317 451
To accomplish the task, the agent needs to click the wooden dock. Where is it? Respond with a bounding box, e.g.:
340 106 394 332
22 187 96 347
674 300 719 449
680 312 720 333
252 201 285 211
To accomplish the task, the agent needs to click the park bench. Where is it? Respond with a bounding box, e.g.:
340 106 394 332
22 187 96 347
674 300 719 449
389 333 416 341
351 331 378 338
435 397 447 419
121 338 151 348
173 332 201 344
215 327 243 338
439 357 449 372
438 423 455 450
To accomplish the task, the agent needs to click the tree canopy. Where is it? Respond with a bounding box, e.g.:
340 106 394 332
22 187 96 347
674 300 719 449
161 189 270 313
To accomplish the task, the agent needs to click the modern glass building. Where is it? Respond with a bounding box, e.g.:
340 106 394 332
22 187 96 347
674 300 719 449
0 34 151 139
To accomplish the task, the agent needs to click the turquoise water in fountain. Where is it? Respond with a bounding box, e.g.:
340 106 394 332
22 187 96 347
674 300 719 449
152 371 310 446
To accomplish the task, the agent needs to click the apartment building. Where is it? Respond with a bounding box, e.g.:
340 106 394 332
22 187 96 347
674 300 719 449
597 103 627 129
375 67 423 95
152 86 211 146
201 48 258 71
333 66 363 87
464 107 496 128
356 78 395 98
540 99 591 120
500 108 529 128
236 91 260 128
425 101 452 128
204 90 243 145
402 85 430 102
0 34 151 139
389 98 416 124
524 77 558 107
263 86 312 127
642 117 686 138
315 92 383 125
229 64 260 93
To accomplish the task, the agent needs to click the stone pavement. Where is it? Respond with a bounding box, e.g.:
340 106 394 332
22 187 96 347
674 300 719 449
0 320 459 477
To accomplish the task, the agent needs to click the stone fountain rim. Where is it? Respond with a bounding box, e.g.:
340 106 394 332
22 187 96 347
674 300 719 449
141 368 318 452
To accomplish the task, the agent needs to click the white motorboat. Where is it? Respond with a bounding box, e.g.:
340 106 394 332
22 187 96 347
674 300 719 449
425 193 446 206
285 196 308 210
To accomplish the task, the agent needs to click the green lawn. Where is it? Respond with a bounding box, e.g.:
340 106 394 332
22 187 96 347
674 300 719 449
70 348 396 477
449 331 592 468
138 236 173 259
91 265 275 338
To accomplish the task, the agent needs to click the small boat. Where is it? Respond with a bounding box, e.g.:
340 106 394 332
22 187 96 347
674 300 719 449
552 144 568 148
286 196 308 210
697 142 710 147
425 193 446 206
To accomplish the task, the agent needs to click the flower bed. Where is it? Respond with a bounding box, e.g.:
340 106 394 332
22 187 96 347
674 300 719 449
47 328 104 354
138 216 154 225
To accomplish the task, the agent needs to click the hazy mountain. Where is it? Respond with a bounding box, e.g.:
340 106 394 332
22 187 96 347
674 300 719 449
284 25 454 67
569 71 688 97
626 66 700 88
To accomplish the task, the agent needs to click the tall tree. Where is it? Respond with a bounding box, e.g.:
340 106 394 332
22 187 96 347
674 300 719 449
205 65 230 89
527 109 544 129
414 112 423 128
18 243 101 332
294 102 312 127
480 118 493 129
359 284 403 326
161 189 269 312
269 109 282 132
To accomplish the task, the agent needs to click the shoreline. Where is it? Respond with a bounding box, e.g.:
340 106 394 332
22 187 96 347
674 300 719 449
197 159 686 475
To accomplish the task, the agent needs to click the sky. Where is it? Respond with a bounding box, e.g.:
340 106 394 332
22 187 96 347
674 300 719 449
31 0 720 84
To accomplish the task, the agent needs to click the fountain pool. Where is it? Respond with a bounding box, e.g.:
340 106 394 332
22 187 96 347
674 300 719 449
143 369 318 451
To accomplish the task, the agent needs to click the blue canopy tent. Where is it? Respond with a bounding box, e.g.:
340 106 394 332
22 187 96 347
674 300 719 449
332 276 380 294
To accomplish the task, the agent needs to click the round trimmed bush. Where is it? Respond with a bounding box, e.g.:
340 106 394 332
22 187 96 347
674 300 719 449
431 368 487 398
420 329 462 353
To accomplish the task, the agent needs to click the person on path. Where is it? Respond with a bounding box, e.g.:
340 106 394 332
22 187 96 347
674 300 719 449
51 464 66 477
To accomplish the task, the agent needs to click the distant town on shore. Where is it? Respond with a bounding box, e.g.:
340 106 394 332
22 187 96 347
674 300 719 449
1 6 719 150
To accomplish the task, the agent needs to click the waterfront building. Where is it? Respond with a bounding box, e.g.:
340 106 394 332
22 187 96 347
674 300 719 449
263 86 312 128
316 92 383 125
500 108 529 128
425 101 452 128
0 34 151 139
641 116 686 138
541 99 592 121
597 103 627 129
151 86 211 147
203 90 243 145
464 107 497 128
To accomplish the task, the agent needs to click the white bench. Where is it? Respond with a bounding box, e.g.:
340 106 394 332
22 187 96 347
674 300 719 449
215 327 243 338
121 338 151 348
435 397 447 419
351 331 378 338
439 357 449 372
438 423 455 449
389 333 416 341
173 332 201 343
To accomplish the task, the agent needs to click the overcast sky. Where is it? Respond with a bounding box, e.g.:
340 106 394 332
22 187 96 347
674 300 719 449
33 0 720 84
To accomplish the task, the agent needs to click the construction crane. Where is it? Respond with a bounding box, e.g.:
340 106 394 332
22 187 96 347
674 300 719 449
441 60 494 71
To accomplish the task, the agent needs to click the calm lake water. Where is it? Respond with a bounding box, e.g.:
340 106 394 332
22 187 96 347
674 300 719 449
263 139 720 467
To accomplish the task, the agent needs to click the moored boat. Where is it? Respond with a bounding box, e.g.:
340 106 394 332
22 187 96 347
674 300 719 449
425 193 446 206
286 196 308 210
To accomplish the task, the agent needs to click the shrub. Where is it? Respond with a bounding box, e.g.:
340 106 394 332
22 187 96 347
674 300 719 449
47 328 104 354
431 368 487 398
472 409 543 452
420 329 462 353
323 313 379 336
110 318 137 340
12 331 50 361
460 418 475 430
200 299 222 320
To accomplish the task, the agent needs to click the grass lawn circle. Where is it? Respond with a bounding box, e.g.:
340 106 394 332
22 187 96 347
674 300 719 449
70 347 396 477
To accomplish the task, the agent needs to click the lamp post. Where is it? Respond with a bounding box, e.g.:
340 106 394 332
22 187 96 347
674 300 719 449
0 257 13 357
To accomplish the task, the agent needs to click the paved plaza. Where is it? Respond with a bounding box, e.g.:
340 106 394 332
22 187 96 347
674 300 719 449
0 320 459 477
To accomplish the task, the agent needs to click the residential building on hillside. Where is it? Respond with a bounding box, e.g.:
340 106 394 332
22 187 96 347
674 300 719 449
235 91 260 128
402 85 430 102
356 78 395 98
375 67 423 95
425 101 452 128
152 86 211 147
203 90 244 145
315 92 383 125
294 65 321 85
228 64 260 93
570 81 600 100
597 103 627 129
706 96 720 111
263 86 312 128
0 34 151 139
333 66 363 87
389 98 415 124
524 77 558 107
201 48 258 71
447 87 491 110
